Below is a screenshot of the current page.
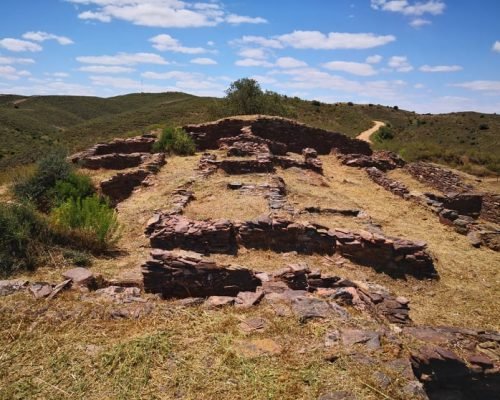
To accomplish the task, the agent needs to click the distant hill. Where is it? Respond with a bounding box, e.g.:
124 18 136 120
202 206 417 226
0 92 498 176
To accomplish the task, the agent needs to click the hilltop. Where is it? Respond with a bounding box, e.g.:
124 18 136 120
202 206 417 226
1 92 499 177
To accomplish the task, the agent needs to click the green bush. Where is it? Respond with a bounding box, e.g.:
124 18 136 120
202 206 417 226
51 195 120 252
153 127 196 155
0 203 50 276
50 173 94 207
375 126 395 141
13 149 72 210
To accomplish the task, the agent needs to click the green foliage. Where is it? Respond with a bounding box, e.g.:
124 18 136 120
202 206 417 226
224 78 265 115
50 173 94 207
153 127 196 155
62 249 92 267
13 149 72 210
51 195 120 252
0 203 50 276
375 126 395 141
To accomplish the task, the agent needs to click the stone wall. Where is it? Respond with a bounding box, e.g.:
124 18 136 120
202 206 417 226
366 167 410 198
339 151 405 171
100 169 150 205
183 116 372 155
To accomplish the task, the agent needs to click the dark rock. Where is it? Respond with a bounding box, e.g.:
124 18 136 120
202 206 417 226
340 328 381 350
63 267 95 288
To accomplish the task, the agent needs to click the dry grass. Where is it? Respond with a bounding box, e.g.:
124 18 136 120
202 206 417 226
386 169 441 194
1 152 499 400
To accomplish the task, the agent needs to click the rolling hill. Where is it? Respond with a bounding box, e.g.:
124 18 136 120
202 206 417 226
0 92 498 176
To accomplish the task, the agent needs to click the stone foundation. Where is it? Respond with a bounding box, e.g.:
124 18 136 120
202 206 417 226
339 151 405 171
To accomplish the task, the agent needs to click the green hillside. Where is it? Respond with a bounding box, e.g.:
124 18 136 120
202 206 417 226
0 92 498 176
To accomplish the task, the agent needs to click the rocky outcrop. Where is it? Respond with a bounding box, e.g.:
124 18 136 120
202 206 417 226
331 229 436 278
183 116 372 155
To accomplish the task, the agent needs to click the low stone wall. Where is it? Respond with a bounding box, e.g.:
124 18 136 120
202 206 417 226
184 116 372 155
100 169 150 205
236 215 335 255
331 229 436 278
147 214 236 254
142 249 261 298
146 214 437 277
219 133 288 156
339 151 405 171
217 156 275 174
406 161 472 193
366 167 410 198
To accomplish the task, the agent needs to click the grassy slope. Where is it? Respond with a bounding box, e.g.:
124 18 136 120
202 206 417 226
0 93 498 175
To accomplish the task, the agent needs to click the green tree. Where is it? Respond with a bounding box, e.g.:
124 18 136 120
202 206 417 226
225 78 265 115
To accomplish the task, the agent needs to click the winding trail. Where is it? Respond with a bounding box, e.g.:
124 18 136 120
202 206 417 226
356 120 385 144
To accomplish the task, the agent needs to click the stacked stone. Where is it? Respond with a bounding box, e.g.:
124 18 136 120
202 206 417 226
218 133 288 156
406 161 473 193
339 150 405 171
265 176 294 214
272 155 323 174
142 249 260 298
366 167 410 198
147 214 236 254
301 206 361 217
100 169 151 205
331 229 436 278
236 215 335 255
217 156 275 174
302 147 323 173
197 152 218 177
170 188 195 214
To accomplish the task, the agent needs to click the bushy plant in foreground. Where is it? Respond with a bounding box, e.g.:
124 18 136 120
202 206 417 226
51 195 120 252
153 127 196 155
0 202 50 276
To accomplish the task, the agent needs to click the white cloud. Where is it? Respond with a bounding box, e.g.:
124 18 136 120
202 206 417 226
420 64 462 72
238 48 268 59
190 57 217 65
0 38 42 52
410 18 431 28
322 61 377 76
366 55 383 64
0 66 31 80
277 31 396 49
77 52 168 65
207 41 215 46
0 56 35 65
388 56 413 72
371 0 445 16
67 0 266 28
493 41 500 53
90 75 145 89
414 83 425 89
225 14 267 24
251 75 278 85
232 36 284 49
78 65 135 73
45 72 70 78
1 80 97 96
450 80 500 93
235 58 273 67
22 31 74 45
141 71 199 80
275 57 307 68
149 34 206 54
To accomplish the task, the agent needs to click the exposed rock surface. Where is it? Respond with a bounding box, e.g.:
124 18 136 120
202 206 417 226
183 116 371 155
100 169 150 205
339 151 405 171
366 167 410 198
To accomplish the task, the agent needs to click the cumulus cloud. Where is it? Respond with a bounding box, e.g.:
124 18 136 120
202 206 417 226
231 36 284 49
410 18 431 28
66 0 266 28
238 48 268 59
450 80 500 93
371 0 445 16
0 65 31 80
77 52 169 65
275 57 307 68
366 55 383 64
22 31 74 45
277 31 396 49
0 38 42 52
190 57 217 65
420 64 462 72
78 65 135 73
235 58 273 67
388 56 413 72
149 34 206 54
141 71 200 80
322 61 377 76
225 14 267 25
0 55 35 64
493 41 500 53
45 72 70 78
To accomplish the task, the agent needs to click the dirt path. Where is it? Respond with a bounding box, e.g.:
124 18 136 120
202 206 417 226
356 120 385 144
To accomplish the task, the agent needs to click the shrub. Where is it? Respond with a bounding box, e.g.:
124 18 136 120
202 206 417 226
63 249 92 267
50 173 94 207
51 195 120 252
479 123 489 130
13 149 72 210
347 102 354 106
311 100 321 107
376 126 395 140
0 203 50 276
153 127 196 155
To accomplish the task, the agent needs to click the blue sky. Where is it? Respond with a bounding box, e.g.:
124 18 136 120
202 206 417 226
1 0 499 113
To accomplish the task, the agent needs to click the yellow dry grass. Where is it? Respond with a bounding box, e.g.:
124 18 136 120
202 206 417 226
1 151 499 400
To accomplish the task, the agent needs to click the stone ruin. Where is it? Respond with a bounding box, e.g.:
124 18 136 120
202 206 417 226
69 135 166 205
145 213 437 278
339 150 406 171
